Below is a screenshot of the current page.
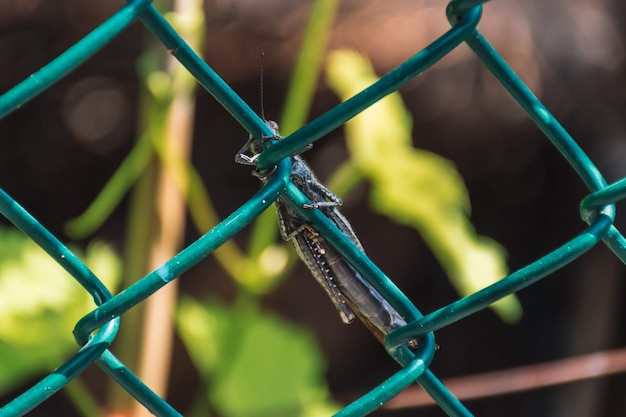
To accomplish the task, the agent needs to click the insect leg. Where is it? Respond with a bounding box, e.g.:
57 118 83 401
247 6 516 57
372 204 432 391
294 226 355 324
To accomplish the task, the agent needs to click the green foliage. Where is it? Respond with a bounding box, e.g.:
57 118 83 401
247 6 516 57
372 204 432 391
0 227 120 393
279 0 339 136
173 3 344 415
325 50 522 323
177 297 339 417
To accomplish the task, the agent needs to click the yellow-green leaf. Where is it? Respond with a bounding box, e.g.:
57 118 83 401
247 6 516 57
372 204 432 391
0 228 121 392
325 49 521 323
177 297 339 417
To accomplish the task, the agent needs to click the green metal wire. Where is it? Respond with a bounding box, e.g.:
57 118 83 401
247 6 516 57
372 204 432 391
0 190 119 417
138 5 274 139
333 357 426 417
255 5 483 170
0 0 153 120
1 0 624 416
73 157 290 344
96 351 183 417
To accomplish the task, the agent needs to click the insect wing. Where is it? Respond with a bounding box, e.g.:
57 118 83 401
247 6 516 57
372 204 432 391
309 229 408 342
276 198 355 324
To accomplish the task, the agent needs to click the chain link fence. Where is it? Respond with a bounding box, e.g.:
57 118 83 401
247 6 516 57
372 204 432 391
1 0 625 416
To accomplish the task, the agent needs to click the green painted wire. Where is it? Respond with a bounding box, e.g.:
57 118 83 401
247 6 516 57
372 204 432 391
582 178 626 210
283 182 473 416
255 5 483 171
282 183 429 357
138 5 273 140
387 213 614 347
96 351 183 417
0 190 175 417
581 180 626 265
464 31 608 194
0 189 112 305
0 188 177 416
73 157 291 345
0 0 152 120
333 358 426 417
387 25 618 348
3 0 625 415
0 321 119 417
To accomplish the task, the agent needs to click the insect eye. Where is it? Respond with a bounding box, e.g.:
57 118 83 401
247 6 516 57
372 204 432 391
265 120 280 137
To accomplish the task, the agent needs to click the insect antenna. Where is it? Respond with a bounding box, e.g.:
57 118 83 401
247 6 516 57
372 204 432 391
260 48 266 122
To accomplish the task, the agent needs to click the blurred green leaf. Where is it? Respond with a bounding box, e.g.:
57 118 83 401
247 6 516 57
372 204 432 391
325 50 522 323
177 297 339 417
64 129 154 239
279 0 339 135
0 228 121 393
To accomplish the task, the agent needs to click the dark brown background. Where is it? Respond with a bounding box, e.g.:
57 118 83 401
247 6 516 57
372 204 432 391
2 0 626 416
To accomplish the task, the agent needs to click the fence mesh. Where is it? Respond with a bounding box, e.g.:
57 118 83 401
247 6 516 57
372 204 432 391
1 0 625 416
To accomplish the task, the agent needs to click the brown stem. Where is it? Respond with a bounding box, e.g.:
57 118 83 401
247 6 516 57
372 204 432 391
381 347 626 410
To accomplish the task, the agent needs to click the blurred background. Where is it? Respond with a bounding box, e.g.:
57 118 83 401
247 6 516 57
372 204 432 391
1 0 626 416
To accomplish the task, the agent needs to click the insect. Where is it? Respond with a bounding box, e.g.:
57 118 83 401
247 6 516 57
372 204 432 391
236 121 412 346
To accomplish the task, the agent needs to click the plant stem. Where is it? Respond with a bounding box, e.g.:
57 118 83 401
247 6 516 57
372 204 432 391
106 95 159 415
383 347 626 409
279 0 340 135
130 1 205 416
106 0 206 415
246 0 341 275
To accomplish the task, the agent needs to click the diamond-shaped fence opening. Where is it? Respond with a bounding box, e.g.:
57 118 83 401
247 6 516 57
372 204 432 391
1 1 626 416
